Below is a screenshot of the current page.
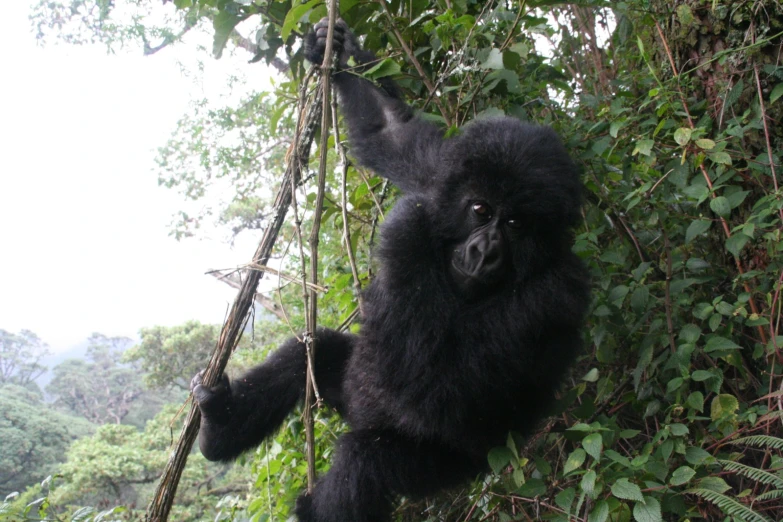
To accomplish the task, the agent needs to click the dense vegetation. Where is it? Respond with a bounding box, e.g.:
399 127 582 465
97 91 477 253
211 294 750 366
3 0 781 521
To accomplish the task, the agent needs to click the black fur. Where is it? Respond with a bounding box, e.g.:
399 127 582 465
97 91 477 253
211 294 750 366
191 19 590 522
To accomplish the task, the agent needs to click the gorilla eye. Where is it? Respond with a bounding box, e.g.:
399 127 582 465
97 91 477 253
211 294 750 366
472 202 492 217
506 218 523 229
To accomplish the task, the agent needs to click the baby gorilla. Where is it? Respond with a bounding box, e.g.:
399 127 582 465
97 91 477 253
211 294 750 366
191 18 590 522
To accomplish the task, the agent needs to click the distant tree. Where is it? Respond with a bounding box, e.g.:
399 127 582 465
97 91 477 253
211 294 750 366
0 329 49 389
0 383 92 496
125 321 217 391
47 333 143 425
55 405 240 520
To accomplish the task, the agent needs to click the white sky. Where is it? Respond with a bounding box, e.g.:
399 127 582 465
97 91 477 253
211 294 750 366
0 1 271 354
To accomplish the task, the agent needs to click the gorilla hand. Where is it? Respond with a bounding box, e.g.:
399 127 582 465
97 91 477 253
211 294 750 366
191 370 233 425
304 17 359 67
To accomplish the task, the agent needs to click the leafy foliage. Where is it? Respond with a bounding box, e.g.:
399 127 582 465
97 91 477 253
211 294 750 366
0 384 92 497
126 321 219 390
54 405 237 520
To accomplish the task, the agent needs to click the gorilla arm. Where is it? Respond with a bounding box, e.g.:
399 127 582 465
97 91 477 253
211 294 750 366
192 330 355 462
305 19 443 193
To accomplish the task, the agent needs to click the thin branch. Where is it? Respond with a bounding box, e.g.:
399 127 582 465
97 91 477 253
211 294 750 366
302 0 339 493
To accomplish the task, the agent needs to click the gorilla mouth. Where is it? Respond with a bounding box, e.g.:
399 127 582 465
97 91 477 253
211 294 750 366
449 258 503 299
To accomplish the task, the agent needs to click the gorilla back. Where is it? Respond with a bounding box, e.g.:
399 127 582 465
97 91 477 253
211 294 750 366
190 19 590 522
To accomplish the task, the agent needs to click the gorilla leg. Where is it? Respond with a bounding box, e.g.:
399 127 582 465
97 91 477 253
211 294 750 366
195 328 355 461
295 430 479 522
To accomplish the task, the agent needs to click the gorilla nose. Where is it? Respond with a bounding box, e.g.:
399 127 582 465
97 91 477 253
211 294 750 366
464 231 505 276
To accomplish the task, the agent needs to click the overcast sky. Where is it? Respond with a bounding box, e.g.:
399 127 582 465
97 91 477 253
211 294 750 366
0 1 272 354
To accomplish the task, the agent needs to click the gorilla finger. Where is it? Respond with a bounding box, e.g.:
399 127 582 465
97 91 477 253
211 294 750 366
192 384 212 408
190 369 206 392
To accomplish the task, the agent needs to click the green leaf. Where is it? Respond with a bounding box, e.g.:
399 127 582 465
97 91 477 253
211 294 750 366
583 433 603 460
517 477 547 497
605 449 632 467
670 423 689 436
727 190 750 208
708 313 722 332
697 476 731 494
608 285 630 306
670 466 696 486
610 119 626 138
709 151 732 165
363 58 402 80
633 139 654 156
582 368 599 382
488 446 514 474
679 324 702 343
685 220 711 243
674 127 692 146
588 500 609 522
666 377 683 393
670 278 697 295
282 0 322 42
512 467 525 486
710 394 739 421
725 233 750 257
581 469 597 496
484 69 521 94
631 286 650 313
213 11 246 59
480 48 505 70
633 496 663 522
704 336 741 352
563 448 587 475
555 487 576 514
771 83 783 104
686 391 704 412
611 478 644 502
709 196 731 217
691 370 713 381
695 138 715 150
686 446 714 466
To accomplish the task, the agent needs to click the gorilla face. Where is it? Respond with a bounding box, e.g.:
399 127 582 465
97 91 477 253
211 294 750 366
449 201 512 298
438 118 582 299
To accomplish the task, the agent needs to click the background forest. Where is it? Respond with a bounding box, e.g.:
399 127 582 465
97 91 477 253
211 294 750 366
1 0 782 521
